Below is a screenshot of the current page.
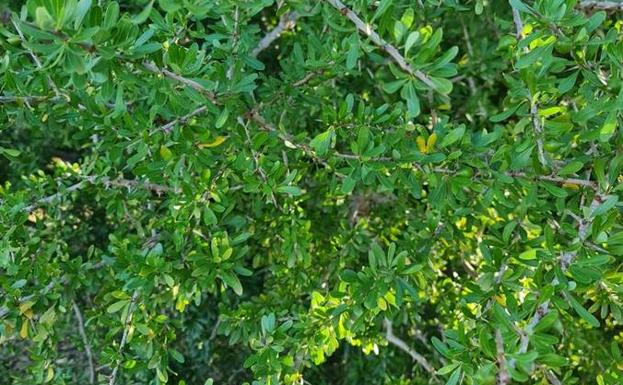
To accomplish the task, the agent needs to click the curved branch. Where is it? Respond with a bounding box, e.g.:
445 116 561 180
252 12 298 57
383 318 435 375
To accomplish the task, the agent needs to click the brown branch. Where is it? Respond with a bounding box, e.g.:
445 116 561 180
383 318 436 375
252 12 298 57
72 301 96 384
323 0 436 89
108 291 139 385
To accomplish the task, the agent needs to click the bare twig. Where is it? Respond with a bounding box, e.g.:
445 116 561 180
108 291 139 385
510 6 524 38
544 369 563 385
383 318 436 375
246 110 347 177
72 301 96 384
142 62 219 105
509 184 599 371
507 172 598 189
0 95 64 104
578 1 623 10
507 6 548 167
323 0 435 89
20 176 172 212
252 12 298 57
227 6 241 80
495 329 510 385
155 105 209 134
530 96 548 167
11 18 61 97
238 117 279 206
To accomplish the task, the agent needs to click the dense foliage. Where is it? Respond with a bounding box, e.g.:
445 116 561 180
2 0 623 384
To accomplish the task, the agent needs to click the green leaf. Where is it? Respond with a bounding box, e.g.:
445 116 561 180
346 40 359 69
405 32 420 54
131 0 154 24
558 160 583 176
440 125 465 147
569 295 600 327
518 248 537 260
342 176 357 194
74 0 92 29
432 337 451 358
591 195 618 217
215 107 229 129
509 0 533 14
0 147 21 158
600 110 617 142
558 71 578 94
220 271 243 295
445 368 461 385
383 79 407 94
107 300 129 313
541 182 568 198
403 82 420 118
429 77 453 94
35 7 55 30
371 0 392 22
310 129 334 156
276 185 303 196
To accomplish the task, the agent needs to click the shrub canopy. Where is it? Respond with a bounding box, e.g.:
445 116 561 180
2 0 623 384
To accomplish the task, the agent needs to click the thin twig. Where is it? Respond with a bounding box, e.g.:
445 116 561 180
495 329 510 385
383 318 436 375
0 95 64 104
155 105 209 134
323 0 436 89
245 110 346 177
530 96 548 167
11 18 61 97
238 117 279 206
510 6 524 38
508 5 548 167
252 12 298 57
509 183 599 371
578 1 623 10
227 6 241 80
507 172 598 189
72 301 96 384
108 291 139 385
20 176 172 212
142 62 219 105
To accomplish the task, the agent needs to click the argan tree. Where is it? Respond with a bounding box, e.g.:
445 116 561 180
1 0 623 384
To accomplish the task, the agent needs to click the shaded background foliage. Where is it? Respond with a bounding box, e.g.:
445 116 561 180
1 0 623 385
